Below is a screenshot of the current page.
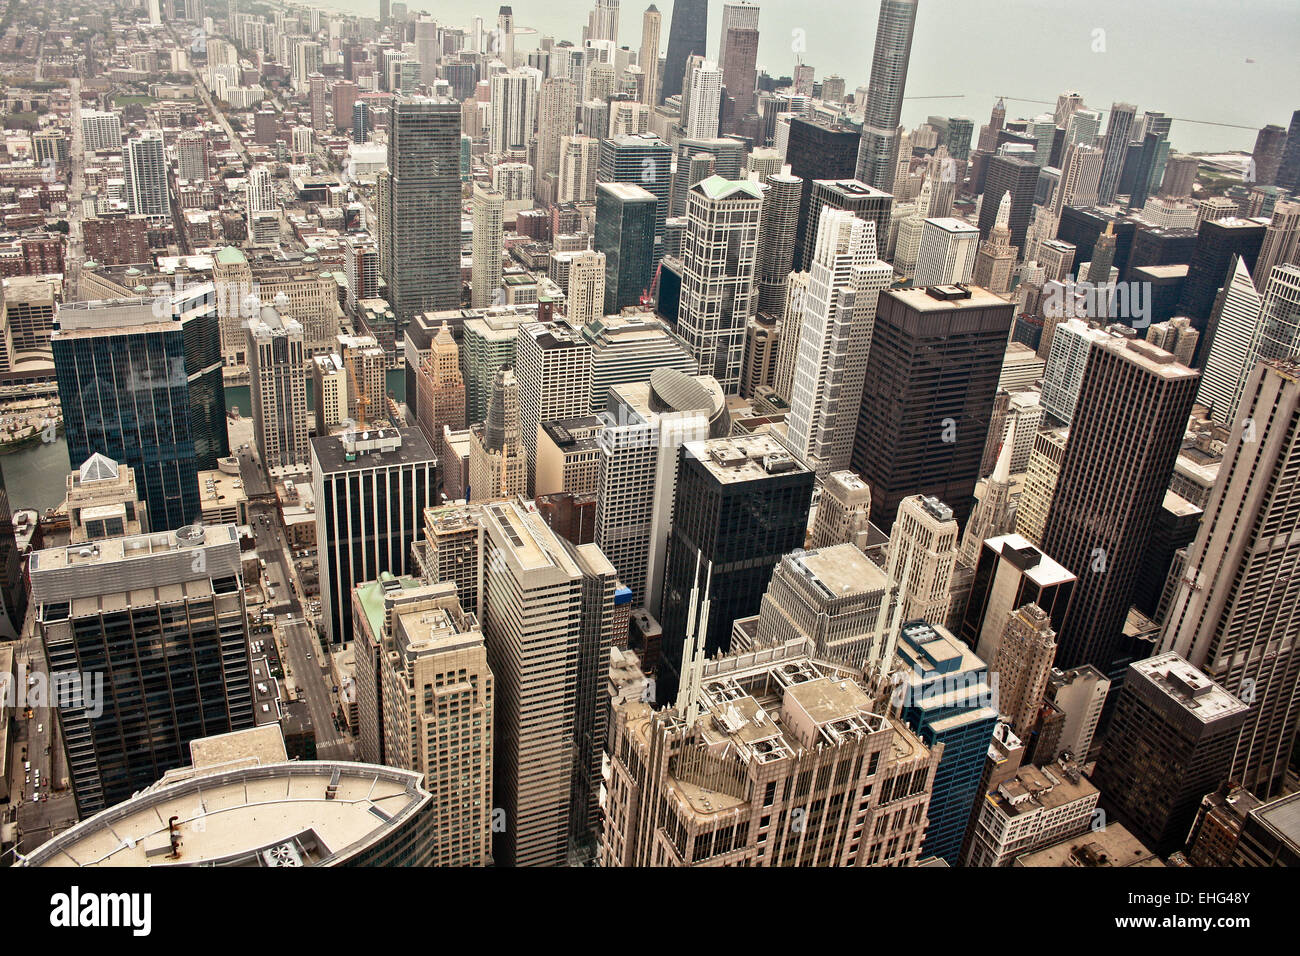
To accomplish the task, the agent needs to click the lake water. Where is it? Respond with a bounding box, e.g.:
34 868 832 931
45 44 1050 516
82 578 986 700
0 369 408 513
321 0 1298 154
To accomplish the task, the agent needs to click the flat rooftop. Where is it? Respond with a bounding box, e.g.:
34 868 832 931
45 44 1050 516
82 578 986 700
311 426 436 474
794 545 888 598
1133 652 1249 723
686 434 811 484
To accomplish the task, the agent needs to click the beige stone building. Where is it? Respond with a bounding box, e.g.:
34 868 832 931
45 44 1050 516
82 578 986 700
601 640 939 867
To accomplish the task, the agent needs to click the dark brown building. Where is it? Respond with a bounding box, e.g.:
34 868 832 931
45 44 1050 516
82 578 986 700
851 284 1014 532
1039 333 1198 673
83 215 150 265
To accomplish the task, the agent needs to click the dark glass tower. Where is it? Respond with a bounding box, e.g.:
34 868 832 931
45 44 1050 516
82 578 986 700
661 0 707 103
1178 216 1266 361
52 291 228 532
979 155 1039 254
785 117 861 266
1273 110 1300 192
597 132 672 257
382 97 462 334
28 524 254 817
1039 335 1199 674
657 435 813 703
852 286 1014 533
595 182 658 314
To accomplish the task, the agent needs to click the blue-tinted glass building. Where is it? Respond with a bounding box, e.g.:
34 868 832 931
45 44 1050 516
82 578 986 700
52 287 229 532
896 619 999 865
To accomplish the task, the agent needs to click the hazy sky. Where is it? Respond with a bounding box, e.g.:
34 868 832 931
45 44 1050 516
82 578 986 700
322 0 1299 153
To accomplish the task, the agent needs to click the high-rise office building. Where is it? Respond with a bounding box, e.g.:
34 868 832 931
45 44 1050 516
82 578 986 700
914 217 981 288
29 524 252 816
971 193 1018 293
478 501 585 866
959 533 1076 666
123 130 170 217
720 27 759 132
1255 200 1300 283
536 77 577 182
468 368 527 502
669 135 747 217
558 134 601 202
516 322 593 495
1039 337 1198 673
886 495 959 626
638 5 661 105
980 155 1039 255
993 603 1058 741
1097 102 1137 204
658 434 814 700
683 60 722 139
855 0 919 193
594 373 718 610
312 428 438 645
247 308 309 470
52 291 228 531
583 313 696 413
1162 358 1300 798
489 69 538 155
601 640 939 866
376 580 494 865
1274 110 1300 192
661 0 706 103
1251 123 1288 187
811 470 872 550
1178 216 1266 352
471 185 505 309
412 322 467 457
382 97 462 331
786 118 861 257
785 209 892 474
566 250 607 326
677 175 762 393
852 286 1015 532
1195 258 1263 425
598 132 672 255
594 182 657 314
895 620 999 865
752 544 899 672
1092 653 1248 854
799 179 893 274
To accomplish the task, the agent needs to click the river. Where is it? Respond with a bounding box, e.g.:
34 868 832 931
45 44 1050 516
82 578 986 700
0 369 407 513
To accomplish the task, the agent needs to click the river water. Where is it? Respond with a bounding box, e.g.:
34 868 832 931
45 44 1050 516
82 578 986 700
0 370 407 513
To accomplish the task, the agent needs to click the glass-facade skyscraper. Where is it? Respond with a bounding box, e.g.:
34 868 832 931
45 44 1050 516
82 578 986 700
594 182 657 314
661 0 707 103
855 0 919 192
52 288 228 532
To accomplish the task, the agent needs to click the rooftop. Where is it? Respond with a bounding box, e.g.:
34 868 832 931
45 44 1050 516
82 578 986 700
1132 652 1249 723
311 426 436 474
685 434 810 484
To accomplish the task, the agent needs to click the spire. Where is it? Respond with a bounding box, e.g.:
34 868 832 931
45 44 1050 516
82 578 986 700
991 437 1012 484
995 190 1012 229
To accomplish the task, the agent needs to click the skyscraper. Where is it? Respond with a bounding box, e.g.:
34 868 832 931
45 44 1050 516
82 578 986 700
895 619 998 865
1039 337 1198 674
535 77 577 183
382 97 462 331
598 132 672 256
855 0 919 192
29 524 252 816
886 495 959 626
1195 256 1262 424
914 217 981 288
799 179 893 274
980 155 1039 254
1162 358 1300 798
516 322 593 495
661 0 706 103
677 175 762 393
1092 653 1248 854
658 434 814 700
993 603 1058 741
312 428 438 645
247 308 309 470
566 249 607 326
471 184 505 308
489 69 538 155
683 60 722 139
123 130 170 217
785 209 892 474
1097 102 1137 204
754 172 802 317
52 290 228 531
638 5 661 105
468 368 526 501
1178 216 1266 349
594 182 657 314
478 500 589 866
852 286 1015 532
785 118 861 259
